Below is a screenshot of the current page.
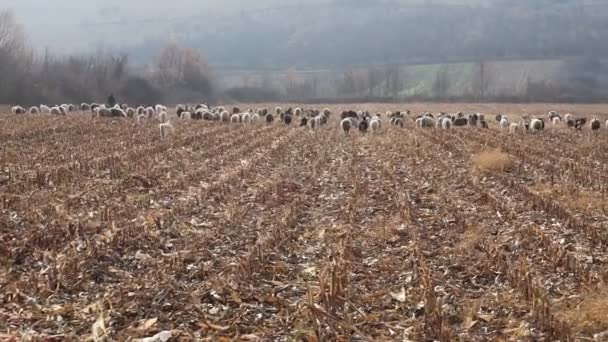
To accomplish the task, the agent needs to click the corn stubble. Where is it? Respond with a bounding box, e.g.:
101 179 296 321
1 104 608 340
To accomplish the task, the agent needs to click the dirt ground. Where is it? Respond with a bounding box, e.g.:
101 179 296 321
1 103 608 340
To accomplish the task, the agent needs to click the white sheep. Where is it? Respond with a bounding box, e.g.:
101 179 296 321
28 106 39 114
294 108 302 116
51 106 64 115
40 105 51 114
155 104 167 113
509 123 520 134
181 111 191 120
230 114 241 123
275 107 282 116
340 118 353 134
441 117 452 129
564 113 573 125
159 122 174 138
137 114 147 125
11 106 25 114
241 112 251 123
552 116 561 125
220 111 230 122
158 111 168 123
136 106 145 115
529 118 545 132
251 113 260 123
80 103 91 111
126 107 136 118
146 107 156 118
499 117 509 129
415 116 434 128
370 116 382 132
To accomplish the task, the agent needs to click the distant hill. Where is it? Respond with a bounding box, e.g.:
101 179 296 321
5 0 608 70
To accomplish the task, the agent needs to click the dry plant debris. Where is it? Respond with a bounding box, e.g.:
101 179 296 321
1 103 608 341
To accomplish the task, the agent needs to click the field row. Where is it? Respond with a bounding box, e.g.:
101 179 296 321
1 114 607 340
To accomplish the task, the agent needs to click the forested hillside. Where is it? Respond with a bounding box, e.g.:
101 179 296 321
5 0 608 68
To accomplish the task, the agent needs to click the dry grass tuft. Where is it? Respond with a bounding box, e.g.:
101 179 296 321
555 289 608 335
471 149 513 172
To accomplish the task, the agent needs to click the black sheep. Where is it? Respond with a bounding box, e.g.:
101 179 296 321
359 118 369 133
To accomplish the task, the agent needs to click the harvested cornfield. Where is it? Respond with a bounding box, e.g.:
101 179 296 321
1 103 608 341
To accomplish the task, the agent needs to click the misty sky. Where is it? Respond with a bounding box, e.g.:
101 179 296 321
3 0 287 53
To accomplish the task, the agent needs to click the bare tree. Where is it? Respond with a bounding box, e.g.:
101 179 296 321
432 66 451 100
0 10 25 53
472 60 492 101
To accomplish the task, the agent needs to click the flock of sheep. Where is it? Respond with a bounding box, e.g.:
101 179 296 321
9 103 607 138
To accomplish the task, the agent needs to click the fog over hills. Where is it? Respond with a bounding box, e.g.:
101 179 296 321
5 0 608 69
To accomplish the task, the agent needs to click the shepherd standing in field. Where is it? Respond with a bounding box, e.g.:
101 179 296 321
107 93 116 108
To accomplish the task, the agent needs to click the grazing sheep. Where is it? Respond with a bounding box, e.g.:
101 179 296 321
110 108 127 118
242 112 252 123
340 118 353 134
529 118 545 132
359 117 369 133
11 106 25 114
155 104 166 113
156 111 167 123
308 117 318 131
250 113 260 123
181 111 191 120
416 116 434 128
389 112 405 128
441 117 452 130
91 103 101 112
499 117 509 129
219 111 230 122
233 106 240 114
80 103 91 111
552 116 561 125
146 107 155 118
137 114 147 125
300 116 309 127
125 108 135 118
265 113 275 124
28 106 39 114
509 123 520 134
574 118 587 130
202 110 214 121
468 113 479 126
68 104 76 112
283 114 293 125
565 113 574 127
495 114 503 123
322 108 331 118
548 111 561 121
136 106 145 115
341 110 358 120
40 105 51 114
452 117 469 127
51 106 64 115
370 116 382 132
275 107 282 116
230 114 241 123
591 118 601 131
294 108 302 116
159 122 174 138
